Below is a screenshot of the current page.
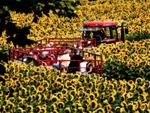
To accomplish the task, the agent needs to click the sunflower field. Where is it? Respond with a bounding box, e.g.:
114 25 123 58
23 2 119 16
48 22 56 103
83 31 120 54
0 0 150 112
0 61 149 112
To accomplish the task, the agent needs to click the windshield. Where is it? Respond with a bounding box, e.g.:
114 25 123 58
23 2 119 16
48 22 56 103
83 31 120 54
81 26 118 39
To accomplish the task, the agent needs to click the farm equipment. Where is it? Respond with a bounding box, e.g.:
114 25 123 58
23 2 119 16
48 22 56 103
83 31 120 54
34 21 128 48
79 21 128 45
9 46 103 75
9 21 128 74
35 38 96 49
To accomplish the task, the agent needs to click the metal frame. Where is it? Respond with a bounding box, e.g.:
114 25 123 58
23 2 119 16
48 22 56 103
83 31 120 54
35 38 96 48
9 46 103 75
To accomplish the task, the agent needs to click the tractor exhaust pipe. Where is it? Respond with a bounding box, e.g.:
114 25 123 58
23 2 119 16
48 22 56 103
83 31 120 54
121 22 125 43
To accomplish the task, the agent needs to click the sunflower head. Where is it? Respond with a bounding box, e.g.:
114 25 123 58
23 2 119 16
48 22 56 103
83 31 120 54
3 74 10 81
16 107 24 113
140 103 147 111
24 77 30 83
64 107 71 113
95 107 105 113
127 92 134 99
57 102 64 109
89 93 95 100
51 95 58 103
90 100 98 110
37 85 44 92
26 105 34 112
135 77 144 85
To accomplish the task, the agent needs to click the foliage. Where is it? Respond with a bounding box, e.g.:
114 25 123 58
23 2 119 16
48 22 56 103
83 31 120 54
0 0 81 47
0 61 149 112
84 39 150 79
104 60 150 80
126 31 150 41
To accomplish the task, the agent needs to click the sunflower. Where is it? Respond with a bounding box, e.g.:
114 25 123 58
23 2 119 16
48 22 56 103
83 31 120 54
0 90 3 97
108 95 115 103
51 95 58 103
140 103 147 111
52 109 59 113
77 106 84 113
64 107 71 113
111 89 117 96
127 92 134 99
120 87 126 97
57 102 64 109
127 80 135 90
142 92 149 102
90 100 98 110
82 101 89 111
24 77 30 83
56 77 62 83
16 107 24 113
3 74 10 81
36 94 42 102
69 89 77 97
69 94 74 101
61 72 67 79
106 103 112 112
132 101 139 111
99 92 105 100
135 77 144 85
26 105 34 112
20 87 27 97
134 111 140 113
37 85 44 92
71 108 77 113
33 106 40 113
42 80 50 88
89 93 95 101
94 107 105 113
4 100 12 105
40 107 47 113
62 88 68 95
115 106 123 113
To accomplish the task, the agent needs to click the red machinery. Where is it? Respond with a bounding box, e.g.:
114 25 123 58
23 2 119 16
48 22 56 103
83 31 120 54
35 38 96 49
80 21 128 45
34 21 128 49
9 46 103 75
10 21 130 74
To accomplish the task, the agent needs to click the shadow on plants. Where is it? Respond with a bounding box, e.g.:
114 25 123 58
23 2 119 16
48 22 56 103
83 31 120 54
6 22 36 47
103 60 149 81
0 63 6 85
126 31 150 41
0 0 80 48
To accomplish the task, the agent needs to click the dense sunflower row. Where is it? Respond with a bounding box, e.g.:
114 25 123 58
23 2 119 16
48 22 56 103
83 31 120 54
84 39 150 78
84 39 150 66
0 31 14 51
0 61 149 112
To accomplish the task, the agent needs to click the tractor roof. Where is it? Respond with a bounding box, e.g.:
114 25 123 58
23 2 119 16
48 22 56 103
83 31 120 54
83 21 118 27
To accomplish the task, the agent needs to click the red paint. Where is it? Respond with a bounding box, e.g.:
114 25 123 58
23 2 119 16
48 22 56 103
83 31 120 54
83 21 117 27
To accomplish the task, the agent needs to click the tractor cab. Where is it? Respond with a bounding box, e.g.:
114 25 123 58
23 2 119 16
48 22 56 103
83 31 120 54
79 21 128 45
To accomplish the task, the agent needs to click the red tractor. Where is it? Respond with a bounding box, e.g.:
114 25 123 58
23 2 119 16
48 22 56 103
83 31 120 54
36 21 128 48
80 21 128 45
